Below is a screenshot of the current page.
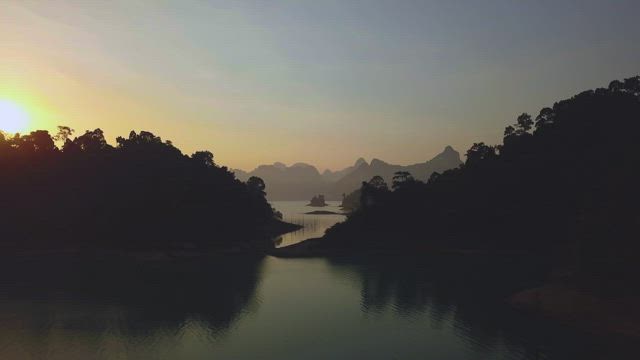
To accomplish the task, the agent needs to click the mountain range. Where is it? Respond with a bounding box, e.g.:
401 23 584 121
233 146 463 200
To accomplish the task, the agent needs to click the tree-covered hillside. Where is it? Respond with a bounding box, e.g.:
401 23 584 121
325 76 640 277
0 129 287 252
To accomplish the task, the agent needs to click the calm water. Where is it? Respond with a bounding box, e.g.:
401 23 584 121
271 201 346 248
0 255 636 360
0 255 635 360
0 203 635 359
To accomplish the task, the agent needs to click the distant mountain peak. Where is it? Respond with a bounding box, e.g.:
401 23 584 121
291 162 314 169
428 145 462 165
240 149 462 200
440 146 460 158
370 158 388 167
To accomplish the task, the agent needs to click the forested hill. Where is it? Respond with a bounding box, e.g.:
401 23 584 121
322 76 640 276
0 129 291 253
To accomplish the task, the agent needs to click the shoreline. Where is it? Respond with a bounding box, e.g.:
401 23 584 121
270 236 640 340
1 219 303 261
304 210 345 215
268 236 530 258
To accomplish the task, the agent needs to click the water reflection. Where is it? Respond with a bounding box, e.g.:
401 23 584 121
0 254 637 359
326 255 639 360
0 256 264 359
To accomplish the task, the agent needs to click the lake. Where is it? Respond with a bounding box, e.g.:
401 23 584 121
271 200 346 248
0 202 635 359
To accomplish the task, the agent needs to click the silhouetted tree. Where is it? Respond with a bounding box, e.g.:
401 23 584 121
504 125 515 138
465 143 496 165
23 130 56 153
534 107 555 132
368 175 388 190
360 176 390 209
192 151 214 167
53 126 75 143
340 188 362 212
74 129 110 152
515 113 533 135
247 176 266 194
392 171 414 190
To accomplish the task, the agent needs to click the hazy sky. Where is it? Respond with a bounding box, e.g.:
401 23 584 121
1 0 639 171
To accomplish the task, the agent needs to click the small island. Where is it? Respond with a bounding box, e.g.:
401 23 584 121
307 194 328 207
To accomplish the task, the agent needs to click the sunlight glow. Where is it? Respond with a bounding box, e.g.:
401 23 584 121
0 100 30 134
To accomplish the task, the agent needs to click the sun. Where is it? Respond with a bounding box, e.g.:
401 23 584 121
0 100 30 134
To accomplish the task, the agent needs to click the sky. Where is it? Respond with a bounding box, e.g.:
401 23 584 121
1 0 639 172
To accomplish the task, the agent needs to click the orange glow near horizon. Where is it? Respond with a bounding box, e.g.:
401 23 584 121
2 2 639 172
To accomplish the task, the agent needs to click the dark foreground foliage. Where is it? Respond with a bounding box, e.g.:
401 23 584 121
0 129 279 251
326 76 640 279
